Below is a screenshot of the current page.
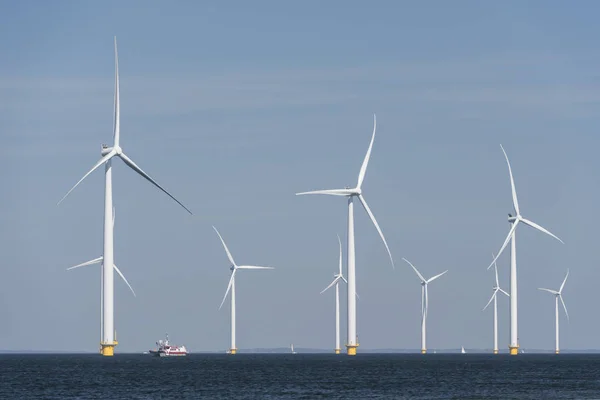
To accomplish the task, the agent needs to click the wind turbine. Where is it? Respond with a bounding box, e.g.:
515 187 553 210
403 258 447 354
58 37 192 356
538 270 569 354
65 208 136 347
320 235 348 354
296 115 393 355
483 253 509 354
487 145 563 355
213 226 274 355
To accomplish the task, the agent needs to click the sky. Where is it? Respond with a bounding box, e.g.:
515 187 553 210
1 1 600 353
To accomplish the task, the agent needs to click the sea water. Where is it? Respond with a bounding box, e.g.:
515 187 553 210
2 353 600 399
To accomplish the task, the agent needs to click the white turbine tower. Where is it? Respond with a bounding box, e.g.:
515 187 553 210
296 115 394 355
58 37 192 356
488 145 563 355
483 253 509 354
538 270 569 354
403 258 447 354
320 235 348 354
213 226 274 355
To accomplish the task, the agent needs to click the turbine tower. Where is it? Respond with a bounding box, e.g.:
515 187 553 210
483 253 509 354
538 270 569 354
320 235 348 354
296 115 394 355
403 258 447 354
58 37 192 356
488 145 563 355
213 226 274 355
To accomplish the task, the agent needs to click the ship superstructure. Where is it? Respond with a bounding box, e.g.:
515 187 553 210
149 334 188 357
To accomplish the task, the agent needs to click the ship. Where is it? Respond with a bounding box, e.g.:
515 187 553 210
149 334 188 357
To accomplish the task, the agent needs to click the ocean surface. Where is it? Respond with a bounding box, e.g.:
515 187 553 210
2 353 600 399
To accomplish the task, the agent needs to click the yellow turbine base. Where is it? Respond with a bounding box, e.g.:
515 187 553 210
493 349 499 354
509 345 519 355
100 341 118 356
346 344 359 356
229 348 237 355
421 349 427 354
335 348 341 354
555 350 560 354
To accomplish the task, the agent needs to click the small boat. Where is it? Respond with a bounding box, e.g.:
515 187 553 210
148 333 188 357
461 346 466 354
291 344 297 354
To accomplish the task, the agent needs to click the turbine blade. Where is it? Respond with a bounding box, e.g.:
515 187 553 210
559 269 569 293
483 291 496 311
113 263 136 297
538 288 558 295
236 265 274 270
113 36 120 147
500 144 520 216
519 217 564 244
337 234 343 276
499 288 510 297
296 189 354 196
403 258 425 282
356 292 360 300
320 277 340 294
357 194 394 268
57 150 116 205
560 295 569 321
488 221 519 270
212 226 236 266
118 152 193 215
427 270 448 284
357 114 376 189
219 270 236 310
341 275 348 284
66 256 104 270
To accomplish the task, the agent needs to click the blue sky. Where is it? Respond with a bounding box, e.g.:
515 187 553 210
1 1 600 352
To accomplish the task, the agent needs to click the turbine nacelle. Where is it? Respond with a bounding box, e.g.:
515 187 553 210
101 145 122 157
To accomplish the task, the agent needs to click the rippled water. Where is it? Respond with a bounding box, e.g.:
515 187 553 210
2 353 600 399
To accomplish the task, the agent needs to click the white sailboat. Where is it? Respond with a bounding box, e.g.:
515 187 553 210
291 344 297 354
461 346 466 354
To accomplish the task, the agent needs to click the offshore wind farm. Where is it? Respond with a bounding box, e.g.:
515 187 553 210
7 3 600 398
4 3 600 367
0 34 579 360
6 39 581 357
